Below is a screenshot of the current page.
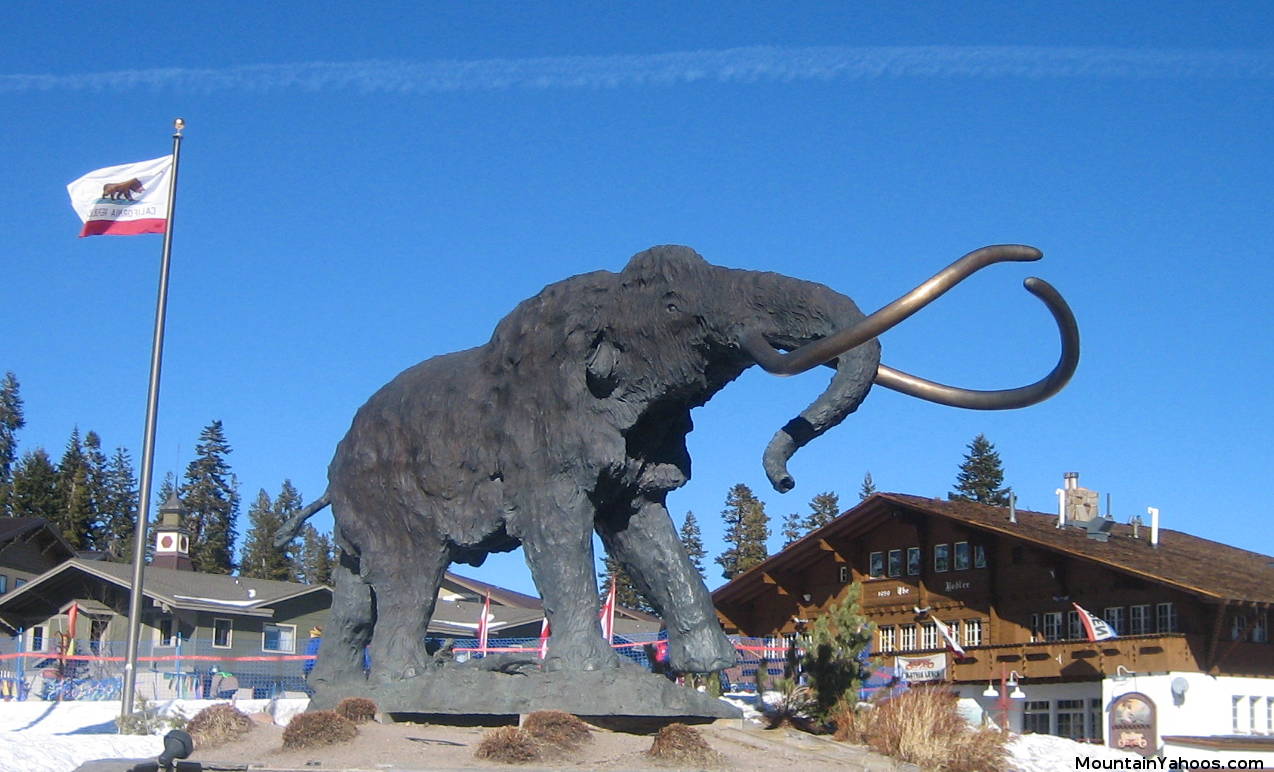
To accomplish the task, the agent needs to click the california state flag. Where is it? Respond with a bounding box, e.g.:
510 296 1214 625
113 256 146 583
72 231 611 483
67 156 173 237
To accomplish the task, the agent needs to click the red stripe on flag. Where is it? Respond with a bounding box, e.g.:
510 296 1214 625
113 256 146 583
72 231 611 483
79 218 166 237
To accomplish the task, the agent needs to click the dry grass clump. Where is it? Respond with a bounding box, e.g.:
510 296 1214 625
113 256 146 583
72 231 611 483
521 710 592 752
833 688 1006 772
282 709 358 750
646 722 723 767
185 703 253 748
335 696 378 724
474 725 542 764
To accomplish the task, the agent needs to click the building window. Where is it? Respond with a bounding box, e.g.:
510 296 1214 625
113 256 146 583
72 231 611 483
212 618 233 649
1103 607 1125 635
878 626 896 653
1266 697 1274 734
963 618 983 647
1252 612 1269 643
887 549 902 578
1156 602 1177 633
899 624 916 651
27 625 47 652
0 574 7 594
906 547 921 576
14 578 25 588
973 544 987 568
921 623 938 650
263 623 296 654
1030 613 1041 642
156 616 177 647
1023 701 1051 734
1233 696 1245 733
1231 613 1248 641
1252 697 1262 736
839 565 849 583
1130 605 1151 635
934 544 950 573
1067 610 1083 640
1043 612 1062 641
1057 699 1086 740
954 542 970 571
869 552 884 578
1089 699 1103 742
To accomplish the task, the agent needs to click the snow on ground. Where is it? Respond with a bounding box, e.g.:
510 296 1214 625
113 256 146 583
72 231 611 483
0 698 308 772
1007 733 1145 772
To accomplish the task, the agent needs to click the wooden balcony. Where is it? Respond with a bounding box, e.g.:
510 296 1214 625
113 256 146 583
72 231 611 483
942 634 1204 682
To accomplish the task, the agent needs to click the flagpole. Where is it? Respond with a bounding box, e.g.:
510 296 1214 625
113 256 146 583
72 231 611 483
121 118 185 718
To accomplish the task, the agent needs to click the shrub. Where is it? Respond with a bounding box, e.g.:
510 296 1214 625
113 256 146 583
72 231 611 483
521 710 591 753
335 696 378 724
185 703 253 748
646 723 722 767
833 688 1006 772
115 696 186 736
282 710 358 749
474 725 541 764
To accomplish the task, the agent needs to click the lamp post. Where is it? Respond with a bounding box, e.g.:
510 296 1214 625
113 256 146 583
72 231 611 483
982 666 1025 731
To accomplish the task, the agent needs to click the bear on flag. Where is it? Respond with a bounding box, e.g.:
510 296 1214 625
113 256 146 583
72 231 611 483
67 156 174 237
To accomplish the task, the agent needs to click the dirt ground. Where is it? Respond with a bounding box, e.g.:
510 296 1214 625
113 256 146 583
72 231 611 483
186 713 891 771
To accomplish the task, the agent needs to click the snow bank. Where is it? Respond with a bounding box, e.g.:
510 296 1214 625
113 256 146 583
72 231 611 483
1008 733 1144 772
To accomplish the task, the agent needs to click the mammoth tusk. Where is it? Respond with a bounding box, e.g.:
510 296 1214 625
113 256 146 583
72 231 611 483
741 244 1046 376
874 276 1079 409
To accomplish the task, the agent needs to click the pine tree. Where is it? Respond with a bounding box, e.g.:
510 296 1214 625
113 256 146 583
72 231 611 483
859 471 877 501
55 428 96 549
715 483 769 581
598 553 651 613
100 447 139 561
83 431 110 549
800 582 873 721
780 510 804 548
803 491 841 532
297 524 334 585
180 421 240 574
678 511 706 579
11 449 59 519
0 372 25 516
241 481 300 581
949 433 1011 506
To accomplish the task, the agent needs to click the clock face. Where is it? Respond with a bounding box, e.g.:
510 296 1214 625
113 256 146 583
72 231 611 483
160 534 174 551
179 535 188 552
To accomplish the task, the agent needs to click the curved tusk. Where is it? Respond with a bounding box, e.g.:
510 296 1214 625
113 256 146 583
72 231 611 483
874 276 1079 409
741 244 1043 375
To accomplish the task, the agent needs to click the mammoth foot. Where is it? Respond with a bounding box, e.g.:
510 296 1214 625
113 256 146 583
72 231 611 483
542 633 626 672
667 623 738 673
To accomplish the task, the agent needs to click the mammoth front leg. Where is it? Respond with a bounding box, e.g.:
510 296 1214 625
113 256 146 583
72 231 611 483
515 496 624 671
597 497 738 673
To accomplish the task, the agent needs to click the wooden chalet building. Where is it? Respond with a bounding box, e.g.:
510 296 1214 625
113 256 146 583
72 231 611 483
712 478 1274 757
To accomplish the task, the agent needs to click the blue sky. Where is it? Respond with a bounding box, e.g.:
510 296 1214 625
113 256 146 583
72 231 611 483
4 2 1272 596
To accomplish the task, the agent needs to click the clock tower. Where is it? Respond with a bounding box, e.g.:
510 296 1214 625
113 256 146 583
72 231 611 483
152 492 193 571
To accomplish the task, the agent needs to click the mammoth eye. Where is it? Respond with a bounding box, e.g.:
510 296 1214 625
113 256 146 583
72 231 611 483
666 303 679 312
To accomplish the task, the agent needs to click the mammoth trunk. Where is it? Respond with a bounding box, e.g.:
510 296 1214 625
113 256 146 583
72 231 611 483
750 279 881 493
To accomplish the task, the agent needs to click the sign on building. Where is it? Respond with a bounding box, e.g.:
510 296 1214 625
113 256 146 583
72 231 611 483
1108 692 1156 756
894 653 947 682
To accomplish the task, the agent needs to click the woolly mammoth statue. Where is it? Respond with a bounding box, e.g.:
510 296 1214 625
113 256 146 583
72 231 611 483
279 244 1078 688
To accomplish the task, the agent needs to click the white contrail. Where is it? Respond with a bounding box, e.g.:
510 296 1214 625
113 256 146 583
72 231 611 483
2 45 1271 95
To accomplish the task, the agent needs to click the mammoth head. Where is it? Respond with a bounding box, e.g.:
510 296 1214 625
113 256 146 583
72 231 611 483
600 244 1079 493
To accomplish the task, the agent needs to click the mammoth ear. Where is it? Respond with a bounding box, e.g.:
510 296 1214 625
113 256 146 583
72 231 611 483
586 335 621 398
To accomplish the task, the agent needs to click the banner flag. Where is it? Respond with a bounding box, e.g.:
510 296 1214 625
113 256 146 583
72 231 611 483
932 616 966 658
600 580 616 643
66 155 174 237
476 591 491 653
1074 602 1118 641
538 617 550 659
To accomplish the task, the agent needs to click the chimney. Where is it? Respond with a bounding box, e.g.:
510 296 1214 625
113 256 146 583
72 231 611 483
1148 507 1160 548
1059 472 1099 525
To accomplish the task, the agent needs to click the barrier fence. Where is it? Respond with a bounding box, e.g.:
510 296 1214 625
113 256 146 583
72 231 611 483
0 633 901 703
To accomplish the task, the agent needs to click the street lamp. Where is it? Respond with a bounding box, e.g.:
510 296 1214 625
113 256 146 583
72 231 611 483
984 666 1025 730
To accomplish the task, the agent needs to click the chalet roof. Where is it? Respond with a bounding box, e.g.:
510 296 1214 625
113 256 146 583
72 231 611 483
0 558 330 622
713 492 1274 607
0 517 77 561
441 570 663 626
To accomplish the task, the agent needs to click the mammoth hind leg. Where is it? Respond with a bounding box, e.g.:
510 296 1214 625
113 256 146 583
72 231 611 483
309 543 374 690
596 498 737 673
364 530 451 684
